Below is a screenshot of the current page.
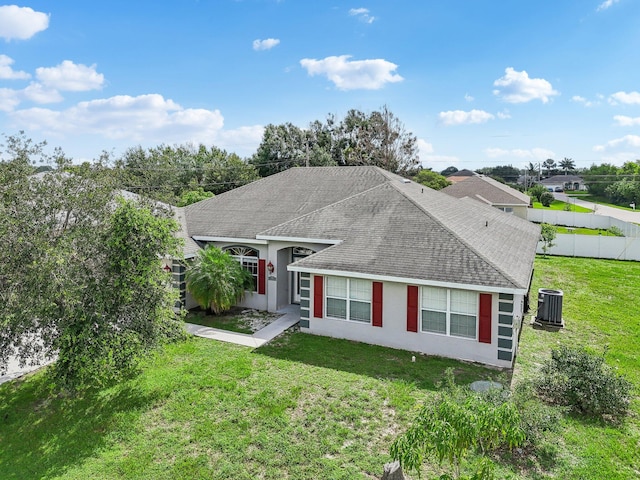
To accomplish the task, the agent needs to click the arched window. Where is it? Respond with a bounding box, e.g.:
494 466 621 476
224 246 259 291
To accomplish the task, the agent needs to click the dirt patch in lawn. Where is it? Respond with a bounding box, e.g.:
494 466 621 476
185 307 282 334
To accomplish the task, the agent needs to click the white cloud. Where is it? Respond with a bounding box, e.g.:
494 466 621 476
597 0 620 11
0 5 49 40
9 94 225 144
420 154 460 172
608 91 640 105
35 60 104 91
0 88 21 112
613 115 640 127
464 93 474 102
215 125 265 156
571 95 598 107
22 82 63 103
0 54 30 79
438 109 495 126
496 110 511 119
484 147 555 160
349 8 375 24
593 135 640 152
300 55 403 90
493 67 558 104
252 38 280 51
417 138 434 156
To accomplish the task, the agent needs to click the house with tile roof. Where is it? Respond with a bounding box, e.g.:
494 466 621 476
177 166 540 368
441 175 531 219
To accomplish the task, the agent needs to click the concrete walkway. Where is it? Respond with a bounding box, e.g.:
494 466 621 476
184 305 300 348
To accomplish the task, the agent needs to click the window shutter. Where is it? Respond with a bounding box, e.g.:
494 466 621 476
258 259 266 295
407 285 418 332
314 275 323 318
372 281 383 327
479 293 492 343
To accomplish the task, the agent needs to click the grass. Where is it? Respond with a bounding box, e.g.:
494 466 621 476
533 200 592 213
555 226 620 236
1 256 638 479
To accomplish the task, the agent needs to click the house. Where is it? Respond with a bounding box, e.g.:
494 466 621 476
177 166 540 368
539 175 587 192
441 175 531 219
445 168 478 183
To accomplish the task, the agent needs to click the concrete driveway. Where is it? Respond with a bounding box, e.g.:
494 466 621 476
555 193 640 224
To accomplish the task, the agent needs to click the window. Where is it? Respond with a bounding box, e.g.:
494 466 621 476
326 276 371 323
224 246 259 291
421 286 477 339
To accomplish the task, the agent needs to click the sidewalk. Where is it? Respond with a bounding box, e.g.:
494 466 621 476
184 305 300 348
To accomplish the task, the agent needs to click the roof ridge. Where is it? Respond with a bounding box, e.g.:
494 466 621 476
389 181 521 289
257 182 389 237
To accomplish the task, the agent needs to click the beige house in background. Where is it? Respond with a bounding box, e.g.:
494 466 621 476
441 175 531 219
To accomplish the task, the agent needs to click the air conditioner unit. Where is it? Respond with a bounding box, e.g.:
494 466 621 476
536 288 564 326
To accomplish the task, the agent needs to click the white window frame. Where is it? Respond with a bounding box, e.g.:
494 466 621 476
223 246 259 292
325 276 372 324
420 286 478 339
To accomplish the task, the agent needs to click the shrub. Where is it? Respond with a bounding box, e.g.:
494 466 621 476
607 225 624 237
535 346 632 420
540 191 554 207
540 223 557 257
528 184 547 203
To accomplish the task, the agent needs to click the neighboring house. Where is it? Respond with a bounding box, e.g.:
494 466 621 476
539 175 587 191
440 175 531 219
178 166 540 368
445 169 478 184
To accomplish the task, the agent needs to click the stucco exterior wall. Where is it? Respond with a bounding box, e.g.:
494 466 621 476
303 276 522 369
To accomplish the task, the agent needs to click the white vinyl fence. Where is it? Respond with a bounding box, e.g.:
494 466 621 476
527 209 640 237
528 210 640 260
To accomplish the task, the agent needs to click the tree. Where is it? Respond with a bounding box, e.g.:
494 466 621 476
476 165 520 184
543 158 556 177
540 191 554 207
0 134 184 390
177 186 214 207
582 163 619 197
413 169 451 190
441 166 459 177
250 123 336 177
333 106 420 175
391 370 524 479
540 223 557 257
559 157 575 175
200 146 259 195
185 245 254 314
528 184 547 203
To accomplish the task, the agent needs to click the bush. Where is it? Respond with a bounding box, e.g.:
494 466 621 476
528 185 547 203
511 382 564 446
607 225 624 237
540 191 554 207
535 346 632 420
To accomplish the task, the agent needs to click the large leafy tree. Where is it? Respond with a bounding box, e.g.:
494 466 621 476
413 169 451 190
0 133 184 390
185 245 254 314
582 162 619 197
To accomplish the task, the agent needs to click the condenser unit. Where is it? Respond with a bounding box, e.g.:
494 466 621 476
536 288 564 326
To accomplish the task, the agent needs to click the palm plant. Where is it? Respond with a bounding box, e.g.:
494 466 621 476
559 157 575 175
185 245 254 314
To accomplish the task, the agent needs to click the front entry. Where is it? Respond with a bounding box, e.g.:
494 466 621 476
291 247 315 304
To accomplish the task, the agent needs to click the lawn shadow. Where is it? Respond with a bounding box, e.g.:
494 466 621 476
0 371 160 479
255 330 510 391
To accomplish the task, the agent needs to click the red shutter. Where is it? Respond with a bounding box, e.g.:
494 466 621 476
479 293 492 343
314 275 323 318
372 282 383 327
258 259 266 295
407 285 418 332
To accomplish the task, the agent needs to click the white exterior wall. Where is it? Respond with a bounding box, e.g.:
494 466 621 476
304 277 521 369
527 210 640 237
537 234 640 261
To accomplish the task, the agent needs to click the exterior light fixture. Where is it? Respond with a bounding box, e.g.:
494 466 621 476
267 261 274 274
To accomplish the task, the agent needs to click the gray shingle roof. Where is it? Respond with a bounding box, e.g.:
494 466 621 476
261 179 539 290
184 166 539 292
185 166 392 238
441 175 530 206
539 175 584 185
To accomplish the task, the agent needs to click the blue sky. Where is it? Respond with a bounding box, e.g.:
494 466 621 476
0 1 639 172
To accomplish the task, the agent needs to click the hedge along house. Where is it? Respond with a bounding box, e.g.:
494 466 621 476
180 166 540 368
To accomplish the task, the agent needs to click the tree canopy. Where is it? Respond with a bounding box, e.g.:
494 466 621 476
0 133 184 390
413 169 451 190
250 105 420 176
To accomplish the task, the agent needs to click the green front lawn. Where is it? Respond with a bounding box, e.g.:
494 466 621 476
569 194 638 211
533 200 592 212
555 226 620 236
1 257 638 479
